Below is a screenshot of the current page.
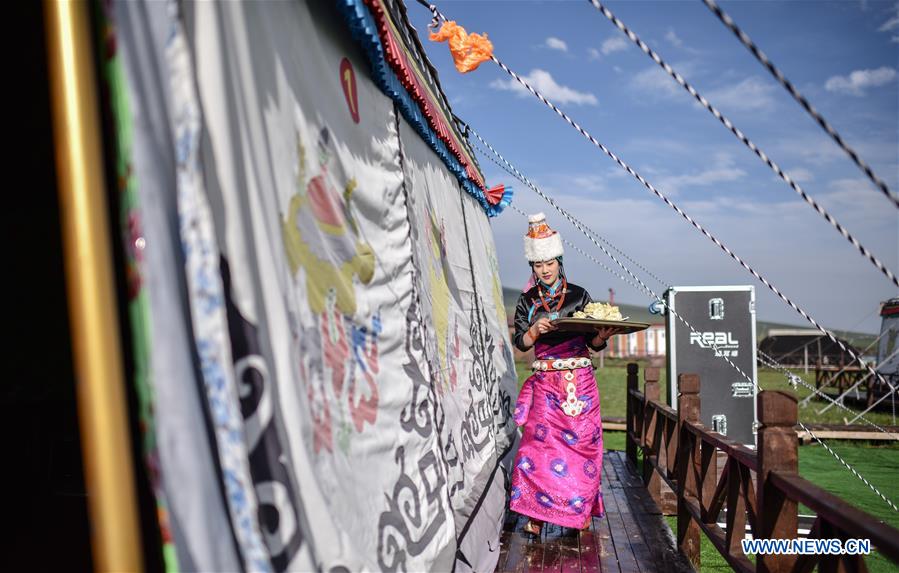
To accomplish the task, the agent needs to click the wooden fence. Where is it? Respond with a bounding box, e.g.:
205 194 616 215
624 363 899 572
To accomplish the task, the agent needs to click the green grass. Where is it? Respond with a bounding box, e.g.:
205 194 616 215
602 429 626 452
513 359 899 571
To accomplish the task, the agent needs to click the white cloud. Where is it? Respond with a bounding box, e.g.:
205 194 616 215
631 64 685 98
774 136 850 166
601 36 629 55
624 136 706 157
786 167 814 183
537 168 630 198
567 175 611 195
825 66 897 96
665 28 684 48
706 76 777 112
881 15 899 31
879 2 899 32
655 153 747 195
545 37 568 52
664 27 701 54
588 48 601 61
773 137 899 183
490 69 598 106
820 178 899 228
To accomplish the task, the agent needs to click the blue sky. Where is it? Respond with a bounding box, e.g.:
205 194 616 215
407 0 898 334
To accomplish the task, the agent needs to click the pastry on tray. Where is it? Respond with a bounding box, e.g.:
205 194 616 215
553 302 649 335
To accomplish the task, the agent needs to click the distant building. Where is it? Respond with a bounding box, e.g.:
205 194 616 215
605 324 666 358
758 329 861 367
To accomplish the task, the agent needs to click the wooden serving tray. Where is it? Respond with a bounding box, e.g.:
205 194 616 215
550 318 651 335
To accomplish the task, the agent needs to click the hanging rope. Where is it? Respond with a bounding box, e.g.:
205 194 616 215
583 227 669 289
494 34 899 292
473 36 899 400
481 134 883 434
469 92 899 443
417 0 898 512
796 420 898 512
700 0 899 209
471 134 762 401
470 128 669 290
459 74 897 390
582 0 899 288
510 184 667 289
509 165 881 431
509 204 646 294
466 123 899 510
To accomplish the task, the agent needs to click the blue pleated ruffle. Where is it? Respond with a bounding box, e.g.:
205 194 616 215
336 0 511 217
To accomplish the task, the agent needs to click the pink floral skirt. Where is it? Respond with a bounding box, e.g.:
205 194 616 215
510 366 604 528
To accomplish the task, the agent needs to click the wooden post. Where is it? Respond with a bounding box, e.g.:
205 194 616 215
677 373 701 570
666 412 678 480
643 368 662 509
626 362 639 467
757 391 798 573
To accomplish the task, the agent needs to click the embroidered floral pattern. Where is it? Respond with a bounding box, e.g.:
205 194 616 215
535 491 554 508
534 424 548 442
514 404 526 424
561 429 579 446
569 496 586 514
517 456 535 474
550 458 569 478
583 460 598 479
579 395 592 414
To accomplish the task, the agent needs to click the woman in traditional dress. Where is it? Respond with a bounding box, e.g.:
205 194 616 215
510 213 616 536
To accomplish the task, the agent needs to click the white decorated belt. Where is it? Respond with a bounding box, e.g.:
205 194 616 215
531 357 592 372
531 357 592 416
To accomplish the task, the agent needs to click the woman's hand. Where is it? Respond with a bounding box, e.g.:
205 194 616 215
591 325 617 348
525 317 557 346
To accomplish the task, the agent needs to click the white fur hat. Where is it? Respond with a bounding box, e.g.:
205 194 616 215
523 212 564 262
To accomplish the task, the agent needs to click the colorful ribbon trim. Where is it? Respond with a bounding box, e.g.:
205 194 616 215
337 0 512 216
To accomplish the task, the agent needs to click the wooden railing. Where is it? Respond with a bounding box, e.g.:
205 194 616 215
624 363 899 572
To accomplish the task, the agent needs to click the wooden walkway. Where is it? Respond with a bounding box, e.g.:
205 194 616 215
495 451 693 573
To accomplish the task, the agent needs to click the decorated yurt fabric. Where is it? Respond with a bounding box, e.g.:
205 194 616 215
113 0 516 571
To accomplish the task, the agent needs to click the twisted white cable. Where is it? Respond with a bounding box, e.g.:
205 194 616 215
700 0 898 209
468 124 898 512
584 0 899 288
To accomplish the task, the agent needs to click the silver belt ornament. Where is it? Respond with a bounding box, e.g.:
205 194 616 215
530 357 592 372
561 381 586 417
